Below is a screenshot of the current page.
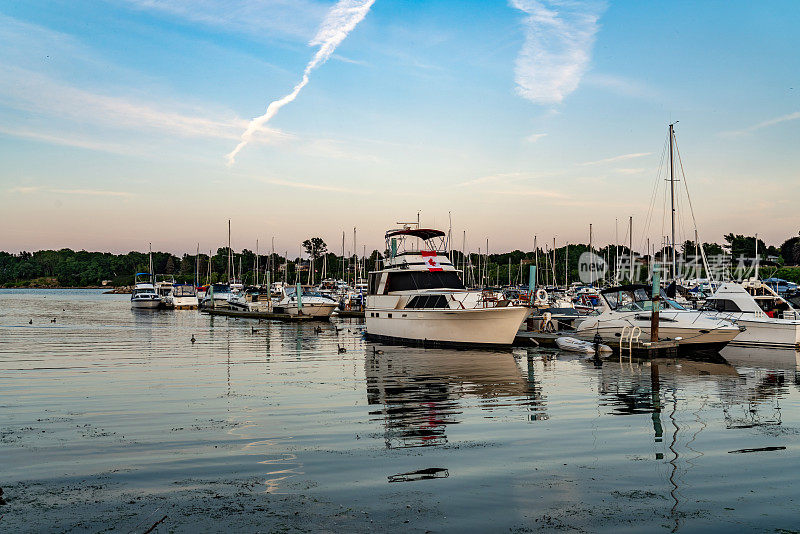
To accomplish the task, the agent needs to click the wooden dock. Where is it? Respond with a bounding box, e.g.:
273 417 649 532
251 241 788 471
336 310 365 319
202 308 329 322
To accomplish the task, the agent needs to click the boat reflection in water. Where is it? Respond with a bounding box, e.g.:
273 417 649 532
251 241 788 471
365 346 547 448
586 352 797 531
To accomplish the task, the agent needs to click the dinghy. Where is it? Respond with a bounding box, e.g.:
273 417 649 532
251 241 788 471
555 336 612 354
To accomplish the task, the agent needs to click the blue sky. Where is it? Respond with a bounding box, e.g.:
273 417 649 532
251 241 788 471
1 0 798 256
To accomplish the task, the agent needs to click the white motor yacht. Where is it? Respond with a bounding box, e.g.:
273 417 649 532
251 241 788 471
228 286 272 312
273 285 338 317
574 284 740 354
365 226 529 347
199 283 233 309
166 284 199 309
702 280 800 349
131 272 161 309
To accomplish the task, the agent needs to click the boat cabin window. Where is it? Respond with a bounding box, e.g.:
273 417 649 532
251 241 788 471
385 271 464 293
173 285 196 297
702 299 742 312
603 287 682 312
405 295 451 309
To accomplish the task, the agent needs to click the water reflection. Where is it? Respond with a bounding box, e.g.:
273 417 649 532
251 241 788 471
365 347 546 448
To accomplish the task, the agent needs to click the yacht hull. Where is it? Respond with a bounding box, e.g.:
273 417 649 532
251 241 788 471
728 318 800 349
575 324 740 354
131 299 161 309
276 302 337 318
365 306 528 347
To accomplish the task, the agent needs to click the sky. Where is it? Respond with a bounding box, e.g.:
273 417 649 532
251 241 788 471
1 0 798 258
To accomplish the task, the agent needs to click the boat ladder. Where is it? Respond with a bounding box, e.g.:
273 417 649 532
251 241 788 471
620 325 642 358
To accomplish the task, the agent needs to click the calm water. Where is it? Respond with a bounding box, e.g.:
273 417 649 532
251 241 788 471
2 289 800 532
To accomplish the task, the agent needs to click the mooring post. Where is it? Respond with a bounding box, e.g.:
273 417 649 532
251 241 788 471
651 262 660 343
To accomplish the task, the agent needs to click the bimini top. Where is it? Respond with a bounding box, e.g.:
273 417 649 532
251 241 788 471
135 272 152 277
601 284 651 295
385 228 446 240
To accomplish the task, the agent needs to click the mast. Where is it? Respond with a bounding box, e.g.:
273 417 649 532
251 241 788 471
534 235 538 288
565 242 568 287
553 237 557 289
755 233 759 280
256 239 259 286
148 242 153 284
669 123 677 280
615 218 619 282
629 216 633 283
227 219 231 284
195 243 199 288
588 224 593 286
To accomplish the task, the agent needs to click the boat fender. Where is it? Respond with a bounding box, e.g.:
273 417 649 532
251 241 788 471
542 311 556 333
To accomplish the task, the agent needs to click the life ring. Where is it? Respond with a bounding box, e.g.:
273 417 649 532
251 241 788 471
536 288 548 303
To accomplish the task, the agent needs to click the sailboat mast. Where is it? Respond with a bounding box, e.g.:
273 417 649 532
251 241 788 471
629 216 633 282
534 235 538 288
669 123 677 280
227 220 231 284
553 237 557 289
195 243 199 288
588 224 593 286
149 242 153 284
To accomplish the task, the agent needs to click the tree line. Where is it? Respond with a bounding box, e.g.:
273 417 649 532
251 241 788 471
2 232 799 287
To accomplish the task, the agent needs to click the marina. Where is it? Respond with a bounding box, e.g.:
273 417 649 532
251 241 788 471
3 289 800 532
2 1 798 531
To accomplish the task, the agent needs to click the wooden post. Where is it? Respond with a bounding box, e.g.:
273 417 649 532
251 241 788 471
651 262 660 342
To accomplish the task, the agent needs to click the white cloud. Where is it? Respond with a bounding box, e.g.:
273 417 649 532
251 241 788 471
252 176 370 195
227 0 376 165
721 111 800 137
510 0 607 104
579 152 651 166
9 186 135 198
121 0 328 41
525 133 548 143
582 73 656 99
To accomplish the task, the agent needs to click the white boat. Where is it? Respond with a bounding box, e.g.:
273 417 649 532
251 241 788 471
702 280 800 349
555 336 612 354
155 276 175 308
167 284 199 309
365 226 529 348
273 285 338 317
228 286 272 312
199 283 233 309
131 272 161 309
574 284 740 354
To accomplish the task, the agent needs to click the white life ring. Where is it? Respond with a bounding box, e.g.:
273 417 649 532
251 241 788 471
536 288 548 303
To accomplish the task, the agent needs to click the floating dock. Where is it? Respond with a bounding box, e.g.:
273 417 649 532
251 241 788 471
336 310 365 319
202 308 328 322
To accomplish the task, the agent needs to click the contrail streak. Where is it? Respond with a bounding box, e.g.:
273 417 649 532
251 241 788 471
226 0 375 165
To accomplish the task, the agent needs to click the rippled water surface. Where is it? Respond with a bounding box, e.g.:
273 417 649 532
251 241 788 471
3 289 800 532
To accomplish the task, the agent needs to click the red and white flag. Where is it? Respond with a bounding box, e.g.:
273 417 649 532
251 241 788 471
420 251 442 272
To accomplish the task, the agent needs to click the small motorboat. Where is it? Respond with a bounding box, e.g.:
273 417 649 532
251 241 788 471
555 336 612 354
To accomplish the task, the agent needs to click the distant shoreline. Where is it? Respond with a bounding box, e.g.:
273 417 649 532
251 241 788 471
1 286 130 293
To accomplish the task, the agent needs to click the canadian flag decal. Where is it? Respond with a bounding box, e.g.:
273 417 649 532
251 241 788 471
420 251 443 271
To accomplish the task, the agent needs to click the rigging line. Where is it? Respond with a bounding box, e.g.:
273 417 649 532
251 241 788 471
674 137 713 280
640 136 669 252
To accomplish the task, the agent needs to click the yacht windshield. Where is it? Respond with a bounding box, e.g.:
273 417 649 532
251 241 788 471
603 287 684 311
